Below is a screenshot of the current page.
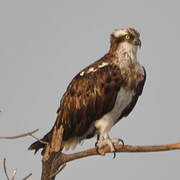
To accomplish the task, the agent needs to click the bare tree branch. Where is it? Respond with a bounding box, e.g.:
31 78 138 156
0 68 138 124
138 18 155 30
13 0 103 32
61 143 180 163
41 125 64 180
40 142 180 180
2 126 179 179
0 129 39 140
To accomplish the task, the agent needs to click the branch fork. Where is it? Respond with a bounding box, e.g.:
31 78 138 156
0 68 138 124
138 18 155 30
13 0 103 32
1 128 180 180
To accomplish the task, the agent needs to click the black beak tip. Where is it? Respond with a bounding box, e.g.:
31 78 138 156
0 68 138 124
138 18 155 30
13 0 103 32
135 39 141 48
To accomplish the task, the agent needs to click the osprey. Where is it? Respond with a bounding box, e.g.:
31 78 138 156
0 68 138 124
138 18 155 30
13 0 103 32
29 28 146 154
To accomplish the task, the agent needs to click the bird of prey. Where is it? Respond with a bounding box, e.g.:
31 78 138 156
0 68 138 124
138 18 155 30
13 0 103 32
29 28 146 155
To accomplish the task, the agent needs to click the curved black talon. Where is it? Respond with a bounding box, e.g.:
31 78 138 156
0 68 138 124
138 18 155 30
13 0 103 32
113 151 116 159
112 143 116 159
112 138 124 159
95 141 98 148
119 138 124 147
95 135 103 155
95 141 102 155
97 134 100 141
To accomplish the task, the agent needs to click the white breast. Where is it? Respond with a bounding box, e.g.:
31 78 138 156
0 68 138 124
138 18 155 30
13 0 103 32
95 88 134 134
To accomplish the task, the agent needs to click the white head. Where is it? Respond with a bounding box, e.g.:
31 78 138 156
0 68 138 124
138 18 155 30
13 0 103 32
109 28 141 60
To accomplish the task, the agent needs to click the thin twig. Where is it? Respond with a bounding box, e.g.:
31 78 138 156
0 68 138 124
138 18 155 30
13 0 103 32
11 168 17 180
30 134 48 145
3 159 32 180
49 163 66 178
3 158 10 180
22 173 32 180
0 129 39 139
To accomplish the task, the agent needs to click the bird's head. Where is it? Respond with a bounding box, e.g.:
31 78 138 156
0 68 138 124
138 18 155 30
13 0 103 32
109 28 141 59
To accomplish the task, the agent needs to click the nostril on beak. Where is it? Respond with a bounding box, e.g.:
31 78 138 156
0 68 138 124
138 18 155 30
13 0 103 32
134 38 141 48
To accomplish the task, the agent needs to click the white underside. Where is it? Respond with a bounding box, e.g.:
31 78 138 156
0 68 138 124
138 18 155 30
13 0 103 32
94 87 134 137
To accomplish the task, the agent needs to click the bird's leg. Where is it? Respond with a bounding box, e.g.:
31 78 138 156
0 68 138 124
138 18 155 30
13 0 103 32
95 133 124 158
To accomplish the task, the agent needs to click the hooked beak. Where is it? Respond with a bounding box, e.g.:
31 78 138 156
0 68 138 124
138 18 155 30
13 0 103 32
133 38 141 48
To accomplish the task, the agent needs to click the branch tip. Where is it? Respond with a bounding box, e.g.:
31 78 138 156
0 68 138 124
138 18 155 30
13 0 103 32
0 129 39 140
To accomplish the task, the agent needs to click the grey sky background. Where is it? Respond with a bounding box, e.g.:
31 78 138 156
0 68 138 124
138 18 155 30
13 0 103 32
0 0 180 179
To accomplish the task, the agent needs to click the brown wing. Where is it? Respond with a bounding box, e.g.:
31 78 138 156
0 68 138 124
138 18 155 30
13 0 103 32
55 63 123 141
28 60 123 153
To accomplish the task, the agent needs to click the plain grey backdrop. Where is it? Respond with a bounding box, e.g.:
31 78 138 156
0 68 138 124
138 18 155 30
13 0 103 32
0 0 180 179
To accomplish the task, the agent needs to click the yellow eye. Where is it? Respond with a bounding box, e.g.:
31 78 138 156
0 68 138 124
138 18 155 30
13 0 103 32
125 34 131 40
